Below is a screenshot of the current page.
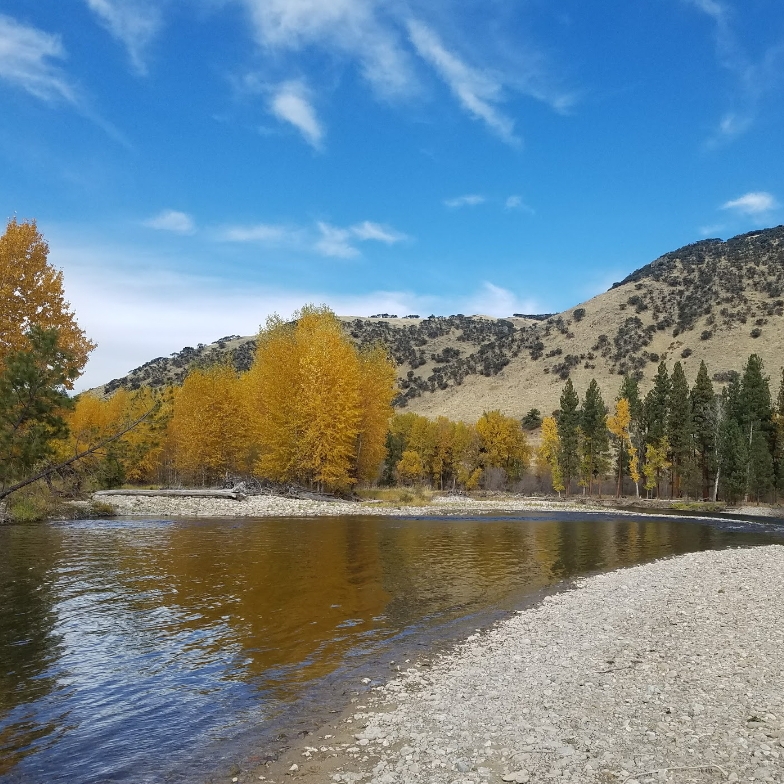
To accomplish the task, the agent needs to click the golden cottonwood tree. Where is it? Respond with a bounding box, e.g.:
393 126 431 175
245 306 396 491
354 345 397 483
0 219 94 384
396 449 425 484
606 397 640 497
170 364 250 481
643 438 670 498
537 416 564 493
475 410 530 481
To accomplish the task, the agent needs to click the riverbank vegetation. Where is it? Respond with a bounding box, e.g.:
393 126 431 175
2 219 784 522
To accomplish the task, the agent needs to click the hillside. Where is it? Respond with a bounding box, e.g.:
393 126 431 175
96 226 784 421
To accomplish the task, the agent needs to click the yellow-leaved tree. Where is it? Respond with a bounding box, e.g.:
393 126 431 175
475 410 530 483
537 415 564 494
170 364 251 483
244 306 396 492
355 345 398 483
606 397 640 497
0 219 94 385
56 388 169 487
643 437 670 498
396 449 425 485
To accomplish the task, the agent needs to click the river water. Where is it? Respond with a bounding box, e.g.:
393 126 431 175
1 511 782 783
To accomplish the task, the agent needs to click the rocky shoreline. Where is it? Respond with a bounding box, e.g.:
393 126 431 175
89 491 783 521
247 545 784 784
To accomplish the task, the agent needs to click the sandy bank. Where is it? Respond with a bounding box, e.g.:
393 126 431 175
252 546 784 784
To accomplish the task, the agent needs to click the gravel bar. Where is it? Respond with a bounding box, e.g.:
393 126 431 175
90 494 615 518
88 493 782 521
277 546 784 784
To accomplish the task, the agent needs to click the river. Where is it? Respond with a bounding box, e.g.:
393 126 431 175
1 511 782 783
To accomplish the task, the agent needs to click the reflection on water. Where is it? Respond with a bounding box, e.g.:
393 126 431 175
0 512 780 782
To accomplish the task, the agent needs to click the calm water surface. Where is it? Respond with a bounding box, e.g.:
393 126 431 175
1 512 782 782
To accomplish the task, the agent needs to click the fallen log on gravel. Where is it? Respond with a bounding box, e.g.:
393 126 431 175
94 489 246 500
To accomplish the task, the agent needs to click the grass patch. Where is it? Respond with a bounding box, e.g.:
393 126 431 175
88 500 117 518
670 501 725 513
356 487 435 506
6 487 64 523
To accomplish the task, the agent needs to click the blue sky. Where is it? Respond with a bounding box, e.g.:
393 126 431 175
1 0 783 389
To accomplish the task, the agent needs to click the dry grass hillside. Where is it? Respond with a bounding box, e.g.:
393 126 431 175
95 226 784 421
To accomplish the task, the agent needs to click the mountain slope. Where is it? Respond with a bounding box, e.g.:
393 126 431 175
95 226 784 420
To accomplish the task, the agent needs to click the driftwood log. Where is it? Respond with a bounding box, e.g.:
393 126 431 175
94 489 246 500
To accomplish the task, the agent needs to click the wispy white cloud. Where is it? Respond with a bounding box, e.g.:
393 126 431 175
505 195 535 213
222 223 293 243
408 20 518 145
685 0 784 145
269 80 324 148
144 209 196 234
240 0 415 98
698 223 726 237
52 238 426 390
444 194 485 208
721 191 779 215
220 218 408 256
467 282 539 318
350 221 407 244
315 222 360 258
0 14 78 103
84 0 161 75
235 1 574 146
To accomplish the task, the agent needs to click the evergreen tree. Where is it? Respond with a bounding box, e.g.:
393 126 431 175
667 362 691 497
748 429 774 502
774 369 784 497
739 355 774 437
718 415 748 503
644 362 670 445
580 379 610 495
738 354 774 501
618 374 643 423
556 379 580 496
0 327 77 493
690 361 716 500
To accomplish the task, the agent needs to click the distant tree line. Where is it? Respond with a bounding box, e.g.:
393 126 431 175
538 356 784 502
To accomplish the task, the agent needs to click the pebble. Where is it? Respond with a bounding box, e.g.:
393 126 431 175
323 547 784 784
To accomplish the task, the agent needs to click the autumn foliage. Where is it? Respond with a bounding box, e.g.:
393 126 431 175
0 219 94 386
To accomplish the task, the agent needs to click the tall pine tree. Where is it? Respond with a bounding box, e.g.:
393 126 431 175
668 362 691 497
690 361 716 500
580 379 610 495
774 369 784 498
557 379 580 496
644 362 671 445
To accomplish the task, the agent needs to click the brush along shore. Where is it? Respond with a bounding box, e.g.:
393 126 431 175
251 546 784 784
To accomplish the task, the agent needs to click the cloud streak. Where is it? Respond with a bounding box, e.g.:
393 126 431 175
468 282 540 318
408 20 518 145
721 191 779 215
221 218 409 257
144 209 196 234
84 0 162 75
0 14 78 103
686 0 784 145
241 0 415 99
269 80 324 148
444 194 485 208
